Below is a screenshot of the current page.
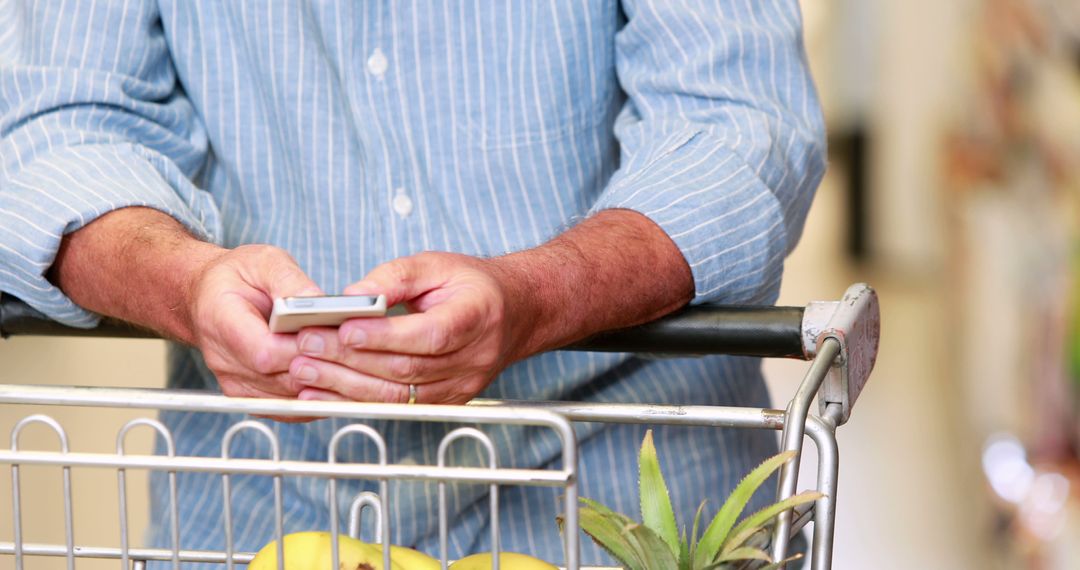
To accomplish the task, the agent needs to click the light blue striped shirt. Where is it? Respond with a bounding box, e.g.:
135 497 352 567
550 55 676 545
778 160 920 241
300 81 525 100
0 0 825 565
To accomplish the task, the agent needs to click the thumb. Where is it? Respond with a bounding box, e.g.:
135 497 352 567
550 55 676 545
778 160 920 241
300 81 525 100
344 255 438 305
253 248 323 299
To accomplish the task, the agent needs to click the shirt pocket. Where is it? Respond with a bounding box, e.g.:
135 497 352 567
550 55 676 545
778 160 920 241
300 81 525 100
455 5 618 150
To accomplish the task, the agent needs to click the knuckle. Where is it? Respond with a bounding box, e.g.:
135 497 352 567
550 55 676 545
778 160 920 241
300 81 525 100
243 244 283 266
385 259 413 286
476 346 500 369
202 351 226 373
250 347 277 375
426 325 452 355
461 375 487 397
217 379 247 398
389 355 419 381
377 381 408 404
202 352 240 380
252 244 284 259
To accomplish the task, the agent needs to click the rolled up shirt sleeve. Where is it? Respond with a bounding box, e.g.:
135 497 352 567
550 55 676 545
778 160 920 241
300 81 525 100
593 0 827 305
0 0 221 327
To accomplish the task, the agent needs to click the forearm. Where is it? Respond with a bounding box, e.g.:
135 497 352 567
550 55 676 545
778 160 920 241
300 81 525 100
494 208 694 357
48 206 225 344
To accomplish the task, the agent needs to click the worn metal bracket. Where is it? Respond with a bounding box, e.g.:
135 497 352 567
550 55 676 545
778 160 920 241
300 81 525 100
800 284 880 425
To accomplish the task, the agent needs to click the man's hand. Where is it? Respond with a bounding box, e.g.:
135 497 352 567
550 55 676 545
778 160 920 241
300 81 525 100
288 252 531 404
290 209 694 404
51 207 324 402
186 245 324 399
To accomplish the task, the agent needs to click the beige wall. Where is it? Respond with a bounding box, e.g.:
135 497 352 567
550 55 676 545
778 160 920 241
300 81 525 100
0 337 167 569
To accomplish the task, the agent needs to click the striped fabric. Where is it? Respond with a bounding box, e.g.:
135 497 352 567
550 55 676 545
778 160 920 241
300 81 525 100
0 0 825 566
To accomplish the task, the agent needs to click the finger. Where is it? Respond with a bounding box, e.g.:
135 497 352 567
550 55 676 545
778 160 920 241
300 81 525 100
290 357 491 405
289 356 411 403
217 370 304 399
300 306 473 356
297 388 350 402
344 255 444 306
377 375 484 405
219 305 301 375
299 317 481 378
297 328 473 383
333 303 482 356
247 247 324 300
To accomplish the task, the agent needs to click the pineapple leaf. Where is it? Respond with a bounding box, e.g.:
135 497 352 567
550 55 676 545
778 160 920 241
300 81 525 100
623 521 680 570
717 546 771 563
693 451 796 568
688 500 707 567
638 430 681 558
679 526 690 569
577 505 648 570
741 526 772 551
721 491 824 558
753 553 805 570
580 496 630 519
701 552 805 570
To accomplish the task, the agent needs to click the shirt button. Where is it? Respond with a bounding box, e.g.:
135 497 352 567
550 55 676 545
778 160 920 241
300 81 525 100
392 188 413 217
367 48 388 77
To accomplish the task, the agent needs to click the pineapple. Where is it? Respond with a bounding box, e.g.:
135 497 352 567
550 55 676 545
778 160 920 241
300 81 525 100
568 430 822 570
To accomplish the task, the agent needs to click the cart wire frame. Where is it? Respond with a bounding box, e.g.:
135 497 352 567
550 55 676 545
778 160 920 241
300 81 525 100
0 283 880 570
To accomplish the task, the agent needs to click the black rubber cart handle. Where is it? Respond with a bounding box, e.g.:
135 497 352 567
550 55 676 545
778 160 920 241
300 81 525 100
0 293 807 359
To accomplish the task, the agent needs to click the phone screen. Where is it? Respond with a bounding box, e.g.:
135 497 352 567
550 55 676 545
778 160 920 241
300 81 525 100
283 295 380 311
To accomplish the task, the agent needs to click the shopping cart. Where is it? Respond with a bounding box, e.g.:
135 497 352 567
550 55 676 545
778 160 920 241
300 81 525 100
0 283 879 570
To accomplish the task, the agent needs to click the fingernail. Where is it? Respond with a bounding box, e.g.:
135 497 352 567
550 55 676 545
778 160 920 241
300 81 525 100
299 334 325 356
299 389 346 402
294 364 318 383
345 328 367 347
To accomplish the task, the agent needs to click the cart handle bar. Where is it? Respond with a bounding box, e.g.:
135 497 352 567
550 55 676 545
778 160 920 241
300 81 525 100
2 292 808 359
1 284 879 364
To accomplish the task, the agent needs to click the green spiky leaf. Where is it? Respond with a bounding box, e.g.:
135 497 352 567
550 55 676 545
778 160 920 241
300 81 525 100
721 491 824 558
576 500 647 570
623 522 680 570
679 525 691 569
638 430 680 558
717 546 771 563
693 451 796 567
688 500 707 567
754 553 805 570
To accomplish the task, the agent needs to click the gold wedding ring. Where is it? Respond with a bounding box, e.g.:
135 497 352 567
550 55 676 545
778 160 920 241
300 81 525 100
407 384 418 405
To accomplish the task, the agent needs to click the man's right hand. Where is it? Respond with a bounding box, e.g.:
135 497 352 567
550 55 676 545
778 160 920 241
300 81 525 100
50 207 323 401
186 244 324 399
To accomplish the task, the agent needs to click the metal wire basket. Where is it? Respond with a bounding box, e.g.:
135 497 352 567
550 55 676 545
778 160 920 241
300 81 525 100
0 283 879 570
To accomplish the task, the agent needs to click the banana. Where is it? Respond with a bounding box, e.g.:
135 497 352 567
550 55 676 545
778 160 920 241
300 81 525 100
247 531 439 570
448 552 558 570
373 544 441 570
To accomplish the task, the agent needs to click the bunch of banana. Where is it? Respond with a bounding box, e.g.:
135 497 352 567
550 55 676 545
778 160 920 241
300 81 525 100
247 531 439 570
248 531 559 570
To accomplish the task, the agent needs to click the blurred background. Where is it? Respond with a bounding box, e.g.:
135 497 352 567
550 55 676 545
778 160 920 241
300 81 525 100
2 0 1080 568
767 0 1080 567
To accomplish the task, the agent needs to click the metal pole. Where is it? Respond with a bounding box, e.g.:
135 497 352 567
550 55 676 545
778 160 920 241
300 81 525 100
771 338 841 561
805 408 841 570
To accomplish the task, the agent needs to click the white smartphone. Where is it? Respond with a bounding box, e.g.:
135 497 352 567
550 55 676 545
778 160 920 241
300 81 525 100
268 294 387 333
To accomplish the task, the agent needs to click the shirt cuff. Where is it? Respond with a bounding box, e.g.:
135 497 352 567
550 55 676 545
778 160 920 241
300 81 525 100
0 143 222 327
591 129 787 306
